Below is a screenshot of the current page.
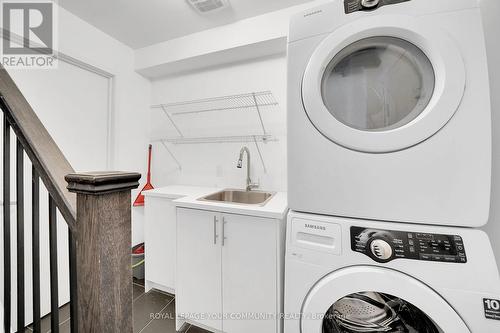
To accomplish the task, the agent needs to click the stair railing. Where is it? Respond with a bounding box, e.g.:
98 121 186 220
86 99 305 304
1 66 140 333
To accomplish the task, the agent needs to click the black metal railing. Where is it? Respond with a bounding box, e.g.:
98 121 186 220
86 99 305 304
3 101 11 332
2 102 78 333
31 166 40 333
1 65 139 333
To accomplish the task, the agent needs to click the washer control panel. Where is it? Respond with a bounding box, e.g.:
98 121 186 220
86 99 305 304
344 0 411 14
351 227 467 264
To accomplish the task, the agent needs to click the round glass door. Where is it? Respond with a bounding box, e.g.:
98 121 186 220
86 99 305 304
323 292 442 332
300 266 470 333
301 16 466 152
321 37 435 132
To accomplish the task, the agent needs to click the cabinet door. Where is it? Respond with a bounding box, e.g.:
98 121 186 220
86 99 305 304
176 208 222 331
144 197 176 291
221 214 277 333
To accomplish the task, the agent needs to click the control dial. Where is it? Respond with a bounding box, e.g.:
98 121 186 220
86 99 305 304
369 239 393 261
361 0 380 8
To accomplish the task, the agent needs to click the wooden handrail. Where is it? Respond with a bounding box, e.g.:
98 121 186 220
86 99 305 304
0 66 76 229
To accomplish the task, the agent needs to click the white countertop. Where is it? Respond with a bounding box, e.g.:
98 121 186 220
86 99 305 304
142 185 219 200
143 185 288 219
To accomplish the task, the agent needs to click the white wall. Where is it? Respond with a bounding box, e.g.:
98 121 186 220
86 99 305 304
0 4 150 332
480 0 500 271
146 1 332 193
150 55 287 192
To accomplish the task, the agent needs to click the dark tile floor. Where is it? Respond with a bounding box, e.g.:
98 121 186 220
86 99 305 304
25 278 210 333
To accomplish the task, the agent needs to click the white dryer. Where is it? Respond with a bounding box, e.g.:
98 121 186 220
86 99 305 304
287 0 491 227
284 211 500 332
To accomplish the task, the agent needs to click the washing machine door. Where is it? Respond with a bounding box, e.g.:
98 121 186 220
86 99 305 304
302 15 465 153
301 266 470 333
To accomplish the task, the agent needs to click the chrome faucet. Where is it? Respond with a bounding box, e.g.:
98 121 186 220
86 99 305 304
237 146 259 191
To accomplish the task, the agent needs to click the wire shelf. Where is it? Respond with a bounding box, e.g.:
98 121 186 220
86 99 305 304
153 135 277 145
151 91 278 116
150 91 280 172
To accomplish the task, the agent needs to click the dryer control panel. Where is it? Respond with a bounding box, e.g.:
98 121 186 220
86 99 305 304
351 227 467 264
344 0 411 14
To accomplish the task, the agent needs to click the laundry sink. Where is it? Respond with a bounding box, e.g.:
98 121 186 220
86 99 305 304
198 189 275 206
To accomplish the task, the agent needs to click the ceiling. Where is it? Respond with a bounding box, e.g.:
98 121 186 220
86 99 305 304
58 0 315 49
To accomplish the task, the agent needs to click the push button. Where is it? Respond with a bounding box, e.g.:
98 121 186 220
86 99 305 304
419 254 431 261
444 256 458 263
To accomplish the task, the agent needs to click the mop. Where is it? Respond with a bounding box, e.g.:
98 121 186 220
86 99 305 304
133 144 154 206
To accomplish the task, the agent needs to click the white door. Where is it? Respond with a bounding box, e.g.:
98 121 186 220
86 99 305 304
7 62 109 170
302 266 469 332
221 213 277 333
176 208 222 331
302 15 466 153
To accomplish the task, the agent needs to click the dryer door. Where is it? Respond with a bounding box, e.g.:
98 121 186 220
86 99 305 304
301 266 470 332
302 15 465 153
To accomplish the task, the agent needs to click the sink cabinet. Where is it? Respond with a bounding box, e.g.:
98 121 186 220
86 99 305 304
176 208 223 331
176 207 285 333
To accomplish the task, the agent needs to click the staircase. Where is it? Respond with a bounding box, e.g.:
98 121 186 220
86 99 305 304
0 66 140 333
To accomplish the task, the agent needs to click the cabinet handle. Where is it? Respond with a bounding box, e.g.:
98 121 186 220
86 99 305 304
222 217 226 246
213 216 218 245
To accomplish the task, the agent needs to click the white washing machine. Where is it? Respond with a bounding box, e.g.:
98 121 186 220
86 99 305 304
284 211 500 332
287 0 492 227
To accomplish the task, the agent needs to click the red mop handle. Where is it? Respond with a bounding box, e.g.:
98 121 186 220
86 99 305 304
146 144 152 183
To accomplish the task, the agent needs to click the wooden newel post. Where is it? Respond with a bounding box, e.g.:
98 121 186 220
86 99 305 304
65 172 141 333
